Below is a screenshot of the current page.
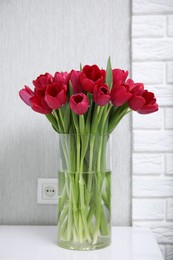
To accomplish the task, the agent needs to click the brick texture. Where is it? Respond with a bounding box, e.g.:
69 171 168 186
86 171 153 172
166 62 173 83
133 199 164 220
165 108 173 129
132 62 164 84
166 199 173 220
147 85 173 106
133 153 164 175
133 0 173 14
133 39 173 61
133 130 173 152
132 108 163 129
165 154 173 175
132 16 165 37
132 1 173 259
133 177 173 197
167 16 173 36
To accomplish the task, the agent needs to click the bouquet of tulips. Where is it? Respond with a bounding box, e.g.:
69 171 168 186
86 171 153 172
19 58 158 248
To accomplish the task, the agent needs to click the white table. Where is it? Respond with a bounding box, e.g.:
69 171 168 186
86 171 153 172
0 226 163 260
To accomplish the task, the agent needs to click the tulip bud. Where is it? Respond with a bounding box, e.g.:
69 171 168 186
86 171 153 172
19 86 35 106
80 65 106 93
33 73 53 91
70 93 89 115
112 69 128 84
93 84 110 106
70 70 83 93
111 82 132 106
129 90 158 114
30 95 52 114
45 83 66 110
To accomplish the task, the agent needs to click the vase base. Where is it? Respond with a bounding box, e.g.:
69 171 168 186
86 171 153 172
57 236 111 251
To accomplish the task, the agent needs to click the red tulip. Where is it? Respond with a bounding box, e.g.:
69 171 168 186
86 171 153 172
93 84 110 106
70 93 89 115
129 90 158 114
45 83 66 109
112 69 128 84
54 71 69 85
80 65 106 93
33 73 53 91
127 79 144 95
111 81 132 106
70 70 83 93
19 86 35 106
30 95 52 114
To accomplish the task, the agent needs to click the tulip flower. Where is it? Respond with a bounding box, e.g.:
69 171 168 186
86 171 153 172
54 71 69 85
33 73 53 91
80 65 106 93
93 84 111 106
19 86 35 106
70 93 89 115
127 79 144 96
70 70 83 93
30 95 52 114
45 83 67 109
111 81 132 106
112 69 128 84
129 90 158 114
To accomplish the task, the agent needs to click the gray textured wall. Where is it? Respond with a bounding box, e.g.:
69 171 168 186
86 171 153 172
0 0 131 225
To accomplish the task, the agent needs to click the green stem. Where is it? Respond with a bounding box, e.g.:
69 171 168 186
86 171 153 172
92 172 101 244
54 110 63 132
78 140 92 242
58 109 65 132
100 206 109 235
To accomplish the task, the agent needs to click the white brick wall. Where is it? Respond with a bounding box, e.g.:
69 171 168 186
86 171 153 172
166 63 173 83
132 16 166 37
132 1 173 259
165 154 173 175
167 199 173 220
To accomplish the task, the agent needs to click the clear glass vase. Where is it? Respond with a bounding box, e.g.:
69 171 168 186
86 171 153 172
57 134 111 250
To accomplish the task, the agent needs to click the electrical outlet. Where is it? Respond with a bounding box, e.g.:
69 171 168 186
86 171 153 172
37 178 57 204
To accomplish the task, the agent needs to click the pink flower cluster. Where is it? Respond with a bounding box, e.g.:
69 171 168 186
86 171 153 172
19 64 158 115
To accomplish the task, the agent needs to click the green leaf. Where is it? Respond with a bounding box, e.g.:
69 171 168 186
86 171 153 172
80 63 82 72
106 56 113 89
64 105 71 133
69 80 74 96
108 104 131 133
45 113 59 132
52 124 59 133
71 111 79 134
79 115 85 134
85 104 92 133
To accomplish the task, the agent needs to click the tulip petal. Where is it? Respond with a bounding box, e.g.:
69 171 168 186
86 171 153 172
93 84 111 106
70 70 83 93
111 85 132 106
137 104 159 114
112 69 128 84
33 73 53 90
45 89 66 109
70 93 89 115
19 86 34 106
30 96 52 114
80 65 106 93
81 77 95 93
128 95 145 111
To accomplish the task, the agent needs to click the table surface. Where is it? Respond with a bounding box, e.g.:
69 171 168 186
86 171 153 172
0 226 163 260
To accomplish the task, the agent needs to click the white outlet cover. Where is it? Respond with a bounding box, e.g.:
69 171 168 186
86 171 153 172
37 178 58 204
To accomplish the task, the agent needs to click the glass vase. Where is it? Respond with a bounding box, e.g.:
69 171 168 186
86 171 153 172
57 134 111 250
